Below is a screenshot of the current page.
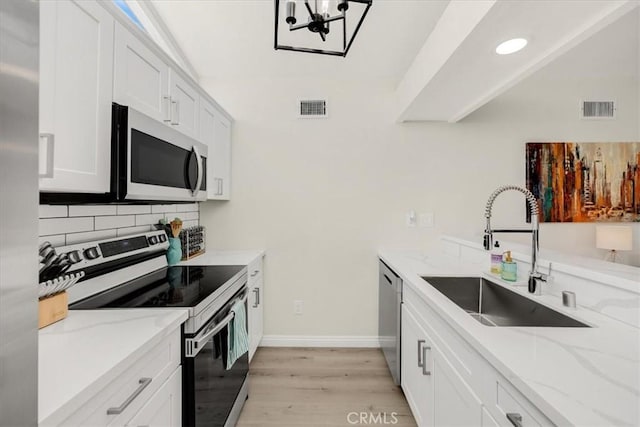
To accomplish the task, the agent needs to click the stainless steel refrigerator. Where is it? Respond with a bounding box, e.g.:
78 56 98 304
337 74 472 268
0 0 39 425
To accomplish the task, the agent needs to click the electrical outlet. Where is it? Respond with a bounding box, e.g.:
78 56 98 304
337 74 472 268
406 211 417 227
294 300 303 315
419 212 434 228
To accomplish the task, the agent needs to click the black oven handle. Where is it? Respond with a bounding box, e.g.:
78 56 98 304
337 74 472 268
185 290 248 358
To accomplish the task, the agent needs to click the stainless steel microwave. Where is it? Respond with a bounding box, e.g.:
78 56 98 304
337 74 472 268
112 103 207 202
39 104 207 204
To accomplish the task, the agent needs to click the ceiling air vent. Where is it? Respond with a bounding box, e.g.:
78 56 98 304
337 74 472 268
298 99 328 118
581 100 616 119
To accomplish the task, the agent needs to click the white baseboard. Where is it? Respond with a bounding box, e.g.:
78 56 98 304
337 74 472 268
260 335 380 348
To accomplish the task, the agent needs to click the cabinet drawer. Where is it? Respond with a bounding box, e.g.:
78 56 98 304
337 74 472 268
247 256 263 285
494 379 553 427
58 328 180 427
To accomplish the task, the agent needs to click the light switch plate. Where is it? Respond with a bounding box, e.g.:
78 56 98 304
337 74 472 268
406 211 417 227
419 212 434 228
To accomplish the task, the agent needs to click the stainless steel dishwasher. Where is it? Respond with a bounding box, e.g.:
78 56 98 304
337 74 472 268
378 260 402 385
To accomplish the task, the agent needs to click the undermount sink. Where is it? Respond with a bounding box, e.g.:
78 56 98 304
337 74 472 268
421 276 589 327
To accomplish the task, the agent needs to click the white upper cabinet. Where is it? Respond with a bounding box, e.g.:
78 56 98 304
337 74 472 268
114 23 200 140
113 22 170 123
199 98 232 200
169 71 199 139
39 0 114 193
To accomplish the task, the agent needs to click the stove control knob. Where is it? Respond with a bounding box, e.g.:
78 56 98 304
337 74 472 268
67 250 82 264
148 235 159 245
83 247 100 260
158 234 167 243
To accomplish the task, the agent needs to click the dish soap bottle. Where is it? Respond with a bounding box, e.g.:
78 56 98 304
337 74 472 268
501 251 518 282
490 241 502 275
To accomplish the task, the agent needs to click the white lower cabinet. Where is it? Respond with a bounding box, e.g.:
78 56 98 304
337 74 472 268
126 367 182 427
247 256 264 362
402 304 482 427
401 284 553 427
52 328 182 427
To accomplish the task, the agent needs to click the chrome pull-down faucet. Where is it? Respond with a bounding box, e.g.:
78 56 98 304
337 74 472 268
483 185 547 294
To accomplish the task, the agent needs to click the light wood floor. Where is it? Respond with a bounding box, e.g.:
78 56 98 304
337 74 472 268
237 347 417 427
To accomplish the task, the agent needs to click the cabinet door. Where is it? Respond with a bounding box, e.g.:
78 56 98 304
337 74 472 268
433 345 483 426
248 277 264 362
126 367 182 427
212 114 232 200
168 70 199 139
401 305 433 426
199 98 218 199
113 22 169 123
247 257 264 362
39 0 114 193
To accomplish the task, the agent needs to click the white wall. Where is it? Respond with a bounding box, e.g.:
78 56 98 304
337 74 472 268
199 12 639 338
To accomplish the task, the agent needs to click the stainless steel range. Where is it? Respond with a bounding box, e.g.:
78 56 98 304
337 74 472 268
53 230 249 427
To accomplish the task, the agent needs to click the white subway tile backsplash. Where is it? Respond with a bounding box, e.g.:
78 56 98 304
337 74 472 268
116 205 152 215
135 214 162 226
152 204 178 214
66 229 117 245
176 203 199 213
183 220 199 229
39 217 93 236
95 215 135 230
39 205 68 218
68 205 117 217
39 234 66 247
38 203 199 245
180 211 199 221
117 225 152 237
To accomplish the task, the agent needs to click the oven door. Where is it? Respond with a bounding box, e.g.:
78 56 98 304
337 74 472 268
183 288 249 427
114 104 207 202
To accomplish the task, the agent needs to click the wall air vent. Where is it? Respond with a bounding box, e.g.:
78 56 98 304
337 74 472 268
581 100 616 119
298 99 328 118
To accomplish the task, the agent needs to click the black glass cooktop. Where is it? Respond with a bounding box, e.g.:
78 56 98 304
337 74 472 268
70 265 244 309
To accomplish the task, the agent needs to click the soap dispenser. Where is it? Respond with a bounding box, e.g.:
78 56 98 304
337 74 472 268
490 241 501 274
501 251 517 282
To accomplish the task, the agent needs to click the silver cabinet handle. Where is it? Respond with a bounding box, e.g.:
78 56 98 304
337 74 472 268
250 270 259 277
506 413 523 427
106 377 152 415
417 339 425 368
163 96 171 122
171 99 180 125
218 177 223 196
421 345 431 376
253 288 260 308
39 133 55 178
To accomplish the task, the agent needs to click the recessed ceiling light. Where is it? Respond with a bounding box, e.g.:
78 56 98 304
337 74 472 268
495 38 528 55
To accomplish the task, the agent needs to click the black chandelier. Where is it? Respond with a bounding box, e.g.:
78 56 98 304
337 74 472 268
274 0 372 57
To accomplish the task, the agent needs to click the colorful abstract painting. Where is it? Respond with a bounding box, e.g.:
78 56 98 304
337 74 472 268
526 142 640 223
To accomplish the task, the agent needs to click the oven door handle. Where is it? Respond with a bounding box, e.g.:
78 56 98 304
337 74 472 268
185 292 248 358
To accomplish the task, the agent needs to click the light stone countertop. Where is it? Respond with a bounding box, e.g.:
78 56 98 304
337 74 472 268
38 308 189 425
178 249 265 267
379 248 640 427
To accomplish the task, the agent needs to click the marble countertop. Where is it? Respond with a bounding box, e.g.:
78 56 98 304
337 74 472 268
179 249 264 267
38 308 188 425
379 249 640 427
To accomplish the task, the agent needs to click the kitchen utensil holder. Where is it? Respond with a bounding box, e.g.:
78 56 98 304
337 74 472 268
180 226 206 260
38 291 68 329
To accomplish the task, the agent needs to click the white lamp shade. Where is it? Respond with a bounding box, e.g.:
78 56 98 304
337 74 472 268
596 226 633 251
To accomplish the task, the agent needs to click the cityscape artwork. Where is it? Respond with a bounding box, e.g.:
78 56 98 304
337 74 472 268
526 142 640 223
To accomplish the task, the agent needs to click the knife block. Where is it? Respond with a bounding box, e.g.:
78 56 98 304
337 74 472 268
38 291 68 329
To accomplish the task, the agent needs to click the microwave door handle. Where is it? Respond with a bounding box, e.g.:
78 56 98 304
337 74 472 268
192 146 203 197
